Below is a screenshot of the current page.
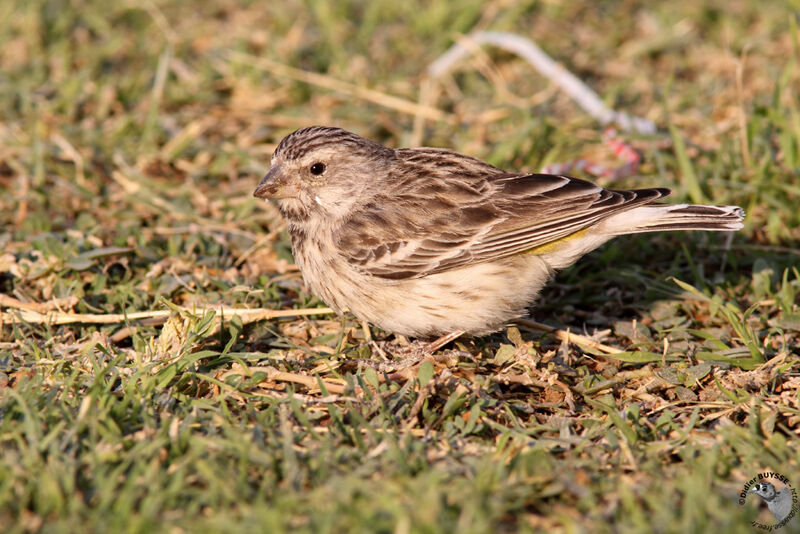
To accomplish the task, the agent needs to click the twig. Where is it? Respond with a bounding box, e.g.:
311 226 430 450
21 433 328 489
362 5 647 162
0 304 335 326
403 381 434 430
414 31 657 145
733 46 753 169
226 51 452 123
515 318 623 354
0 294 80 314
427 31 656 133
51 133 87 188
493 372 547 388
253 365 349 395
424 329 465 352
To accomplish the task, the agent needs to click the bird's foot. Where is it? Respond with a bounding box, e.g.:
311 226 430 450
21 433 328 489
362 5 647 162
353 330 466 373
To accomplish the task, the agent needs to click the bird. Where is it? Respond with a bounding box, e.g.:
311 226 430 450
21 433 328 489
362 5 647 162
748 482 793 522
254 126 744 345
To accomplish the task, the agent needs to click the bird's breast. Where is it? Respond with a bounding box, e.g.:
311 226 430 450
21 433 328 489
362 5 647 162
287 222 354 313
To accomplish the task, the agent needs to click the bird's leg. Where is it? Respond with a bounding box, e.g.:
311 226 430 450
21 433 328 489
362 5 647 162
393 333 411 346
355 330 466 373
361 320 390 361
380 330 467 371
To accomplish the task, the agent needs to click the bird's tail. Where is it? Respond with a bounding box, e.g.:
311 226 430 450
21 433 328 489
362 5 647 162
601 204 745 235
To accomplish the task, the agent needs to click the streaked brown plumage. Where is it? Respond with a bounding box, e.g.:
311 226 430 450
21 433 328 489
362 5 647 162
254 126 744 338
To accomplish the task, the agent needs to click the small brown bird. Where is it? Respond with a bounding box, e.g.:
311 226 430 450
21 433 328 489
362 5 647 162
254 126 743 340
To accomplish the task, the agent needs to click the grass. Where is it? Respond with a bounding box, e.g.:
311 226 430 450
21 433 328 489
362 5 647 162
1 0 799 532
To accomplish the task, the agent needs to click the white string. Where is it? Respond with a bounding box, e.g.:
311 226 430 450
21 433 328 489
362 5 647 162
427 31 657 134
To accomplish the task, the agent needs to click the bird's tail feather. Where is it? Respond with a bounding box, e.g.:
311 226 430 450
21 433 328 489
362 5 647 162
602 204 745 235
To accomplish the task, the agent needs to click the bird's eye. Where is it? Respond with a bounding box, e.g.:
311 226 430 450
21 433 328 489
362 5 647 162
309 162 326 176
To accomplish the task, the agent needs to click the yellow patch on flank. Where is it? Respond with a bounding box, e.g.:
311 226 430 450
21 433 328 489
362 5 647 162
523 228 590 255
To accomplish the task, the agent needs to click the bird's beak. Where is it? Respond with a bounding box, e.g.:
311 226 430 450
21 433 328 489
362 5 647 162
253 165 300 199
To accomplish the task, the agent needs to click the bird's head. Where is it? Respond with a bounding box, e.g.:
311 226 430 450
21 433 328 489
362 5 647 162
749 482 777 500
254 126 393 222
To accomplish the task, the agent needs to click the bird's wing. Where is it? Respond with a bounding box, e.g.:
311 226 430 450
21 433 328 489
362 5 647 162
337 153 668 280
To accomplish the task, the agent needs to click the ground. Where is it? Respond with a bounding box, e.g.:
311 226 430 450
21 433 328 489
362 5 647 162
0 1 798 532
